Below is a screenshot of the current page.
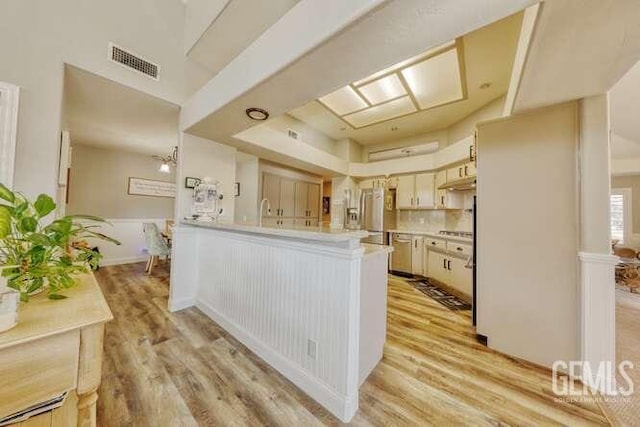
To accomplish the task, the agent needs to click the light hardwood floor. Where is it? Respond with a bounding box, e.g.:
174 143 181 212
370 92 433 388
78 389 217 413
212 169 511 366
95 263 610 426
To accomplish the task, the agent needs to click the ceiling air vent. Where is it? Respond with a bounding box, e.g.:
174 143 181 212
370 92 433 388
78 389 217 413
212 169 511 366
287 129 300 140
108 43 159 81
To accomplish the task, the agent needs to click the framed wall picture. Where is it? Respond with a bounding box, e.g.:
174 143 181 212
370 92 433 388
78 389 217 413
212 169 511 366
185 177 200 189
127 177 176 198
234 182 240 197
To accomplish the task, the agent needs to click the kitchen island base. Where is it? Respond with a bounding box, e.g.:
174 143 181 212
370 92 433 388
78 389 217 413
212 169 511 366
170 221 391 422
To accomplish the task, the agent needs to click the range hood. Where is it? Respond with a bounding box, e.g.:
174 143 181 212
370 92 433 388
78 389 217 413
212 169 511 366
438 176 476 191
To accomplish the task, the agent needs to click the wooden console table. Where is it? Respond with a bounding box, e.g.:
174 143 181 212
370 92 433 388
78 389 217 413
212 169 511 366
0 273 112 426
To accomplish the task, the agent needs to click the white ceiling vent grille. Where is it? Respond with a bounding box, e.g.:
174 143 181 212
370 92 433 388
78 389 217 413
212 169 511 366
108 43 159 81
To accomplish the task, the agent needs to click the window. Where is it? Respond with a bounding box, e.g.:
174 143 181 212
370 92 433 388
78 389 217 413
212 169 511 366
611 188 632 243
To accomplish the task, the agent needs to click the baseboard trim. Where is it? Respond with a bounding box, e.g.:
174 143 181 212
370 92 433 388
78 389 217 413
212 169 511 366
168 297 195 312
100 256 148 266
195 298 358 422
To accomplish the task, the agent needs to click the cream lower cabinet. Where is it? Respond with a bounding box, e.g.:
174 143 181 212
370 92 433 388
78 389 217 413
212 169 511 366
425 250 472 297
411 236 423 275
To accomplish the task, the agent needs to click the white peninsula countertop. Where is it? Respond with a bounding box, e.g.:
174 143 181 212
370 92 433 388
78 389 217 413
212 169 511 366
387 229 473 245
182 219 369 245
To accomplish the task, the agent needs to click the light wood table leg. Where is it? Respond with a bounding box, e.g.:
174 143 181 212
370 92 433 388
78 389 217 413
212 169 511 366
76 390 98 427
76 324 105 427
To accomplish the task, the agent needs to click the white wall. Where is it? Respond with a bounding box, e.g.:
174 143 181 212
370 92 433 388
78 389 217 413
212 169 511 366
476 102 579 368
184 0 229 54
87 218 168 266
0 0 185 200
234 155 260 223
176 133 237 221
267 115 338 156
68 144 175 219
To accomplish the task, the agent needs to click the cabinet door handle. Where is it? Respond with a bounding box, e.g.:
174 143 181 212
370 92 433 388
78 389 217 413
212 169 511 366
447 260 451 270
458 167 462 178
414 240 417 249
464 165 469 176
416 197 420 206
441 195 444 206
457 247 463 251
469 145 474 162
431 242 436 245
410 197 414 206
443 259 447 269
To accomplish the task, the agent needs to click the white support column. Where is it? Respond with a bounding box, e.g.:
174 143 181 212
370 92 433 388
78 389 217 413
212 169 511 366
578 94 617 393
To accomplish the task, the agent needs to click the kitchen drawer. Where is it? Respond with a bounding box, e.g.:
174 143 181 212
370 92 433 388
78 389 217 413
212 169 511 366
446 241 472 257
424 237 446 251
0 331 79 418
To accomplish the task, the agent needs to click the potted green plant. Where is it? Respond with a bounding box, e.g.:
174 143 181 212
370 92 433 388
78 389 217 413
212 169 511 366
0 183 120 302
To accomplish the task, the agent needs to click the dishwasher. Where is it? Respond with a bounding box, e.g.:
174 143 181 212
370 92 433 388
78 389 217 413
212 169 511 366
391 233 412 274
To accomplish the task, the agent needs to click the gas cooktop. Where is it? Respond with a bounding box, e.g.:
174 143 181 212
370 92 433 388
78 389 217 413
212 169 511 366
439 230 473 238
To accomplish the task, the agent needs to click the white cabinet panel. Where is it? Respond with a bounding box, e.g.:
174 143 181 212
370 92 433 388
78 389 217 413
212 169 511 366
427 250 448 284
449 256 472 296
415 173 435 208
411 236 423 275
396 175 415 209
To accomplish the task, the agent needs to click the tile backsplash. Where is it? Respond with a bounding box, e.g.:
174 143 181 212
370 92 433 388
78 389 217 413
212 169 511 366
396 190 475 232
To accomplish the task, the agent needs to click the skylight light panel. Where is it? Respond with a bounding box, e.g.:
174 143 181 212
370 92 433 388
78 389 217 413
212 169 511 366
401 48 463 110
343 96 416 128
358 74 407 105
318 86 367 115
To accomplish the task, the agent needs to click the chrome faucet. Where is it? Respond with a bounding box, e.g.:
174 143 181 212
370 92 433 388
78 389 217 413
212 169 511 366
259 198 271 226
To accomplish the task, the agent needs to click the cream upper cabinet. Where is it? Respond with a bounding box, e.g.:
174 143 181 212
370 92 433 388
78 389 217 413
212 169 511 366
358 179 374 190
397 174 434 209
262 173 320 220
447 165 465 182
279 178 296 217
307 183 320 218
396 175 415 209
464 161 477 178
435 170 447 189
262 173 281 214
294 181 309 217
414 173 435 208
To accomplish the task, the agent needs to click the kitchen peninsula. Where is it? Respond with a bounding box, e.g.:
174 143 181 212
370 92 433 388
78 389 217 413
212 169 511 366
169 220 392 422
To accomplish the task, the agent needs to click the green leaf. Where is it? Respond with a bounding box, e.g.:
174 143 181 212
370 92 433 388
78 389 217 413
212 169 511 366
19 216 38 233
13 202 28 217
81 230 121 245
0 183 15 203
27 233 50 246
26 277 43 294
0 205 10 238
33 194 56 218
48 293 67 300
65 214 110 224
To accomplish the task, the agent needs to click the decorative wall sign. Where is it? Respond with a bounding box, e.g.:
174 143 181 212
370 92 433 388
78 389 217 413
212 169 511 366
185 177 200 189
127 177 175 198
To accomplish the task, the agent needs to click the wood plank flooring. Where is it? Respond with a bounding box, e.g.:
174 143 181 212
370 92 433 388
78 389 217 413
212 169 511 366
95 263 610 426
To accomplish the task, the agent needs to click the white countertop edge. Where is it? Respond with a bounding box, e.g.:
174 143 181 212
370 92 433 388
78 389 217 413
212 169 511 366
387 229 473 244
181 219 370 242
362 243 394 259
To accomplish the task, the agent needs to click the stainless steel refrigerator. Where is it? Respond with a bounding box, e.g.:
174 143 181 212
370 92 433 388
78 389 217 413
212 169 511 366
361 188 396 245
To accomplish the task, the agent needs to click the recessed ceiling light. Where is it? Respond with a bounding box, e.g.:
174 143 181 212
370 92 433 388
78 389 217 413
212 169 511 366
480 82 491 89
319 86 367 115
246 107 269 121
